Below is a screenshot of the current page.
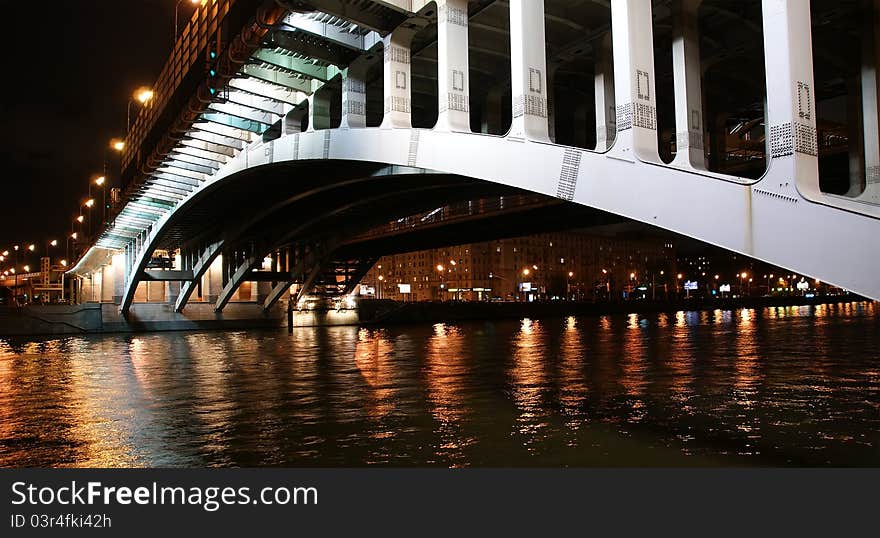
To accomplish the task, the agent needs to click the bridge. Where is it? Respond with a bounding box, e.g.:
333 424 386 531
65 0 880 320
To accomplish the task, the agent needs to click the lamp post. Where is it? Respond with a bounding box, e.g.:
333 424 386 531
67 232 78 263
449 259 458 300
377 274 384 300
521 268 530 302
629 272 636 300
567 271 573 300
174 0 202 44
13 245 19 303
94 176 107 227
84 198 95 238
436 264 445 301
127 87 155 133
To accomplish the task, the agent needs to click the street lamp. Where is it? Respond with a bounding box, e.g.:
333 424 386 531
377 274 384 300
127 86 155 132
12 245 19 301
94 176 108 225
110 138 125 152
436 264 445 301
67 232 78 263
174 0 202 44
520 268 530 302
740 272 748 296
567 271 574 300
45 239 58 260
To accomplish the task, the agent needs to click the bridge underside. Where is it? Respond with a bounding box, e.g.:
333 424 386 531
106 158 624 315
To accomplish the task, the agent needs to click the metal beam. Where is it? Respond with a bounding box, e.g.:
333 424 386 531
283 0 404 35
253 48 334 81
241 64 314 93
278 11 382 50
215 256 259 311
180 138 238 157
142 270 195 281
176 241 223 312
191 121 253 142
156 165 207 182
173 145 230 163
162 156 216 175
201 111 269 134
168 150 223 169
153 171 204 186
229 77 306 106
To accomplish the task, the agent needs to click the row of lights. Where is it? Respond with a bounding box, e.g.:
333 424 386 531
4 1 211 287
51 88 155 272
2 86 154 281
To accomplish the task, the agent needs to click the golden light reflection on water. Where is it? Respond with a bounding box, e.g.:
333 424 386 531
732 309 763 455
656 313 669 328
619 317 648 423
559 317 588 432
510 318 551 451
424 323 474 465
354 328 396 420
0 299 878 467
668 321 695 404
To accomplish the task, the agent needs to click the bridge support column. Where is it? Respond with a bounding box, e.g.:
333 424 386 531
342 59 369 129
761 0 819 197
216 250 267 312
176 241 222 312
859 0 880 203
112 253 125 304
204 255 223 304
436 0 471 132
381 29 415 129
508 0 550 142
610 0 660 162
670 0 707 170
594 32 615 152
165 280 180 305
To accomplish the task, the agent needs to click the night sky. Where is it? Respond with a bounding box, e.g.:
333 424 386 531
0 0 191 259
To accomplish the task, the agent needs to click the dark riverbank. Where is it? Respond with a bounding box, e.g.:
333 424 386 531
0 294 870 336
359 294 870 325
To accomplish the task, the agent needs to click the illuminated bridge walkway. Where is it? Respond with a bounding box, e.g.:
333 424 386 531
68 0 880 317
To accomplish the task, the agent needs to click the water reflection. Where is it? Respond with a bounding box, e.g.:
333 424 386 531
1 301 879 467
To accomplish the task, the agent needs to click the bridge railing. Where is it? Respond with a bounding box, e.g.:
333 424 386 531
122 0 237 175
348 195 558 243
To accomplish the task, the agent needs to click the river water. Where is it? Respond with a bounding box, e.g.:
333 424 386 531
1 301 878 467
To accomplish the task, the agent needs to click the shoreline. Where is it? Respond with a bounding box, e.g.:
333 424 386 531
357 294 871 326
0 294 871 337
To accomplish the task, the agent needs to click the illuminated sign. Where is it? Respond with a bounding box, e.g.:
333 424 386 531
684 280 698 291
719 284 731 293
796 281 809 291
398 284 412 294
520 282 532 292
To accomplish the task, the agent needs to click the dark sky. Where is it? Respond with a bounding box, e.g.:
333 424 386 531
0 0 191 261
